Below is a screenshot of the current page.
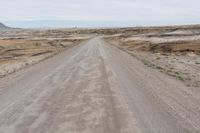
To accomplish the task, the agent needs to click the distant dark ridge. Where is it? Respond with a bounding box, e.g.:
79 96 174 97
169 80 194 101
0 22 10 30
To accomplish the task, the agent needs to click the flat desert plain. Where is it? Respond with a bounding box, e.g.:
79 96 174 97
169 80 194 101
0 25 200 133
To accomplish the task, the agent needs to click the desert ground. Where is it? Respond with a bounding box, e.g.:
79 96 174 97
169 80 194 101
0 25 200 133
105 25 200 88
0 29 90 77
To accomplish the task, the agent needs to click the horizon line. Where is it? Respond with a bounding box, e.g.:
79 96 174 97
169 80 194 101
1 20 200 29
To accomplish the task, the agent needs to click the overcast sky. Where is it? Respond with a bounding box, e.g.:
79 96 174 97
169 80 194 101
0 0 200 27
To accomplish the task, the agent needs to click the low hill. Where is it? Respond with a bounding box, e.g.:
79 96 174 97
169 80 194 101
0 22 10 30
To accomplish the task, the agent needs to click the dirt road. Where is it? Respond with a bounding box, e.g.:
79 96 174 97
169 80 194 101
0 37 200 133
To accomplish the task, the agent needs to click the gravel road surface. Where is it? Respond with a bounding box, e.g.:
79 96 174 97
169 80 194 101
0 37 200 133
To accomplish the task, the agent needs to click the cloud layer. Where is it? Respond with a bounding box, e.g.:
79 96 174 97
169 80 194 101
0 0 200 27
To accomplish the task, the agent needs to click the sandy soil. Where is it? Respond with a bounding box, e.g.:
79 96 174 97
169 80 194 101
0 37 200 133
